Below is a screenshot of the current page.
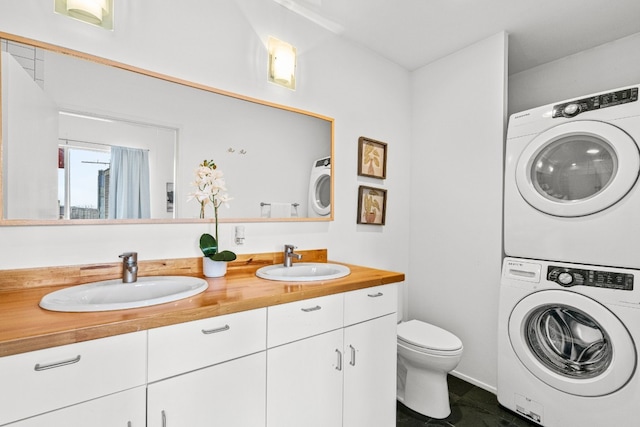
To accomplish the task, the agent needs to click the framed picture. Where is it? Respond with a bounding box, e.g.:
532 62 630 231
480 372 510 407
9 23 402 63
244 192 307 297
357 186 387 225
358 136 387 179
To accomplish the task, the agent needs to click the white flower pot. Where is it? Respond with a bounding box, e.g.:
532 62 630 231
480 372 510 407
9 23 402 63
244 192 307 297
203 257 228 278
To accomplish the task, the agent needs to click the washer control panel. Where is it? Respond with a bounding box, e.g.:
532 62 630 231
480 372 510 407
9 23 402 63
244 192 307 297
547 266 634 290
314 157 331 167
552 87 638 118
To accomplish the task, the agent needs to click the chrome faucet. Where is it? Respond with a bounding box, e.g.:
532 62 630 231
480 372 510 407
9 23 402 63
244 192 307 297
119 252 138 283
283 244 302 267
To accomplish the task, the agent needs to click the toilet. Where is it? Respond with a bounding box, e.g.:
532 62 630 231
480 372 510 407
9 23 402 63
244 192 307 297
397 319 463 419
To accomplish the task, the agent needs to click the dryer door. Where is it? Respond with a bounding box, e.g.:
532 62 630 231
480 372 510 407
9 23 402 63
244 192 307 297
508 290 636 396
310 172 331 216
515 120 640 217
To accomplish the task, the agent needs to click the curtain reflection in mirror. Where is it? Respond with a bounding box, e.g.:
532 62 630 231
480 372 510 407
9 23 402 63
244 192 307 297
108 146 150 219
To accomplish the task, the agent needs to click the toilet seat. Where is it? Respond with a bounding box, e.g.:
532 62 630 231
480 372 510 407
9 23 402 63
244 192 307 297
398 320 463 353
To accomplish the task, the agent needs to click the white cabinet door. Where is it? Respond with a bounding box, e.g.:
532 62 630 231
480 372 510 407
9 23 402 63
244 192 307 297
343 314 397 427
147 352 266 427
267 329 344 427
8 387 146 427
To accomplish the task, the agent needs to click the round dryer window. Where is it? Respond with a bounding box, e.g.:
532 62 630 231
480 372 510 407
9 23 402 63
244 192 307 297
508 290 636 397
515 121 640 217
311 174 331 216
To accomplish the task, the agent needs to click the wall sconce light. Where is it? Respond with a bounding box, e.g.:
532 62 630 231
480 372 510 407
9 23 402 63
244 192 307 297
268 36 296 90
55 0 113 30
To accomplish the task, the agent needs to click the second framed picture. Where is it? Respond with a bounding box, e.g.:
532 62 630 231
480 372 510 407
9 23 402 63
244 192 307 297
357 185 387 225
358 136 387 179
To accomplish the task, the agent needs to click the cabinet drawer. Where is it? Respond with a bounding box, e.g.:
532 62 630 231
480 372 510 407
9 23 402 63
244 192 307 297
0 331 146 426
344 284 397 326
7 386 147 427
148 308 266 382
268 293 344 348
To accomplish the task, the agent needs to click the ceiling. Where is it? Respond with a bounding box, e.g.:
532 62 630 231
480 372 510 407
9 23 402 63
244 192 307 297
274 0 640 74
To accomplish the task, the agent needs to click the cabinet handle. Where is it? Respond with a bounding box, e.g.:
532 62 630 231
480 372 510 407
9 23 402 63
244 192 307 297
335 349 342 371
34 355 81 371
301 305 322 312
201 324 230 334
349 345 356 366
162 410 167 427
367 292 383 298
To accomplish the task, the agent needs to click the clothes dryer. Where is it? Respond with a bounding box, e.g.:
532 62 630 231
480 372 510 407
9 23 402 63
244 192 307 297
504 85 640 268
308 156 331 217
498 257 640 426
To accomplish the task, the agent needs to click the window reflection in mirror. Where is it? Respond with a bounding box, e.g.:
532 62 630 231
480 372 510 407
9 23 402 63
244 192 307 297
57 112 176 220
58 145 110 219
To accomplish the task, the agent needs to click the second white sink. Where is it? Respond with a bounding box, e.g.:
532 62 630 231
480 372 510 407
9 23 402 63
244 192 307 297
39 276 209 312
256 263 351 282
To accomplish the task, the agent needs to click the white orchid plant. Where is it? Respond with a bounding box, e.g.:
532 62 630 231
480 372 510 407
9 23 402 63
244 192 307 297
189 159 237 262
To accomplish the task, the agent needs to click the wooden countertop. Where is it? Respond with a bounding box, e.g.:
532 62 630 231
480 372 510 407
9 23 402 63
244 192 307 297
0 250 404 357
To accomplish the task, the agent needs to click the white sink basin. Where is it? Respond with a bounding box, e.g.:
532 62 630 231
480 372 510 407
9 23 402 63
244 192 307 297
39 276 209 312
256 263 351 282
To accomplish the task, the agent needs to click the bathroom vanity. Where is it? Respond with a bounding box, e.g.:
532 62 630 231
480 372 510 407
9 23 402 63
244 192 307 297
0 250 403 427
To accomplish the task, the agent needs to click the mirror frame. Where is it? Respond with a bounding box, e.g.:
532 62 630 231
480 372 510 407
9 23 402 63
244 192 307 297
0 32 334 226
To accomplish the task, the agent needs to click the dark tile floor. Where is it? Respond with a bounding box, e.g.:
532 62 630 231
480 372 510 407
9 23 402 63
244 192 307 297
396 375 536 427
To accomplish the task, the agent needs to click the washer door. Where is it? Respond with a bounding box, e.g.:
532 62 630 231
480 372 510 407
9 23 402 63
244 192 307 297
508 290 636 396
515 121 640 217
310 172 331 216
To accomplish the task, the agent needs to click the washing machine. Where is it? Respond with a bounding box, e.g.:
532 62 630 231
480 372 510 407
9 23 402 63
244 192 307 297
504 84 640 269
308 156 331 217
497 257 640 426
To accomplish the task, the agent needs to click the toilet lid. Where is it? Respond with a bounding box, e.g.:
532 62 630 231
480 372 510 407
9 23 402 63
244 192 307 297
398 320 463 352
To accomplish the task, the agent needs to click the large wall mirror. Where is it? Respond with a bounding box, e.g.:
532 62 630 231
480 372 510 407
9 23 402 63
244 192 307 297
0 33 333 225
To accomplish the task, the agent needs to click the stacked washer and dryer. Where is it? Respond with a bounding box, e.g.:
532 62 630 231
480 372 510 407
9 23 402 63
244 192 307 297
499 85 640 426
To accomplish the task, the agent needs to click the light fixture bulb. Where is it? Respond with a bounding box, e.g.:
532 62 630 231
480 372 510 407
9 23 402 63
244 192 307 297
67 0 104 23
268 37 296 90
273 46 295 82
55 0 113 30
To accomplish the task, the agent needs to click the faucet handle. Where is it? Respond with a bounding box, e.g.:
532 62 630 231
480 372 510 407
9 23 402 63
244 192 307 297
119 252 138 264
284 244 296 253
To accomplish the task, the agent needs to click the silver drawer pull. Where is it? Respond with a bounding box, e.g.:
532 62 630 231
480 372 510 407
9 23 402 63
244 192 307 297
162 410 167 427
368 292 383 298
349 344 356 366
301 305 322 312
335 349 342 371
202 324 230 334
34 355 81 371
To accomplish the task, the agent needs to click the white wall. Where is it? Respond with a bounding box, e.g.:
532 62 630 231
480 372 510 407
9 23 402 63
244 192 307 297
2 52 59 219
0 0 413 311
509 31 640 115
408 33 507 392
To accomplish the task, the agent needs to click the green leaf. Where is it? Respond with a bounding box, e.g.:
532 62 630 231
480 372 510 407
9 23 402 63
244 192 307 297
199 233 218 257
210 250 237 262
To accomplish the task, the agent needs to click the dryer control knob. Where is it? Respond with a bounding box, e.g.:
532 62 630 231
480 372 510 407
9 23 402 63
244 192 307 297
563 103 581 117
557 272 574 285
